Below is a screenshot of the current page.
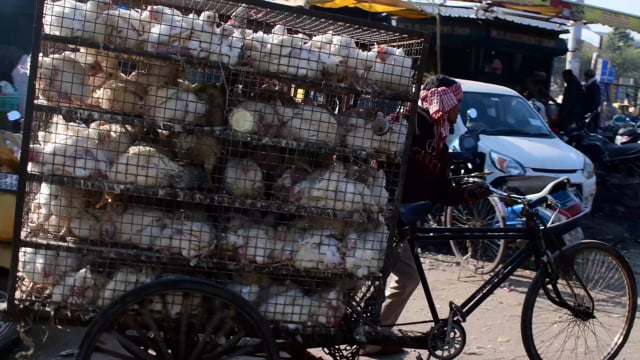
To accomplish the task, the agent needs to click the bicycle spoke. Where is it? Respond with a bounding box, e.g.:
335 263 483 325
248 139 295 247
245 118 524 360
522 242 636 360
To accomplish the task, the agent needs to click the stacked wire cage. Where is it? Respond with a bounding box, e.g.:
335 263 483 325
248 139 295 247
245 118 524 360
10 0 427 355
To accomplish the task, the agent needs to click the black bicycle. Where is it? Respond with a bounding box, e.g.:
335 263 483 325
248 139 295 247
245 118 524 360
377 176 638 359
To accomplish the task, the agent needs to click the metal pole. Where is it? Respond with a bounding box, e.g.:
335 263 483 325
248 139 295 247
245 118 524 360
565 0 584 75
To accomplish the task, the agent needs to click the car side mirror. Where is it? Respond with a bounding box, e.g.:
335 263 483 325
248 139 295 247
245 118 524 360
467 108 478 122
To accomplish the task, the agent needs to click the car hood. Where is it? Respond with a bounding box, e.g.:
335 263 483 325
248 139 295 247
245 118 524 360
479 135 584 170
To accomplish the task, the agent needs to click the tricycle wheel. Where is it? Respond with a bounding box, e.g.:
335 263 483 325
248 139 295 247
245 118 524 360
76 278 278 359
0 289 21 353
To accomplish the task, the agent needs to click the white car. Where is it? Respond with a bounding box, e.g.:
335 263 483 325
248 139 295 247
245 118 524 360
447 79 597 210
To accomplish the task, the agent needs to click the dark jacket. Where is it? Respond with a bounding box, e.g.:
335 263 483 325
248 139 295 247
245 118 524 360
584 80 601 115
557 76 585 131
402 108 466 206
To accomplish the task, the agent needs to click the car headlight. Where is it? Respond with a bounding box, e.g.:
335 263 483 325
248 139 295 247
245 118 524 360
490 151 526 175
582 155 595 179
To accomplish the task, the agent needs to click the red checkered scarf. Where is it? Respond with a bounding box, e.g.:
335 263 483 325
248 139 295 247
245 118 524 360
419 82 463 151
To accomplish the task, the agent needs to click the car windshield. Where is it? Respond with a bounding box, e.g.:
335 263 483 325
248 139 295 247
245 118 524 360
460 92 554 137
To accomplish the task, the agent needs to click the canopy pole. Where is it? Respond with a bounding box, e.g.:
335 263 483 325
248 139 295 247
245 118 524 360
436 8 441 73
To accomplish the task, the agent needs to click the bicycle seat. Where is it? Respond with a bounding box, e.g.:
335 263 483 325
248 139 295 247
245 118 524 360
399 201 434 224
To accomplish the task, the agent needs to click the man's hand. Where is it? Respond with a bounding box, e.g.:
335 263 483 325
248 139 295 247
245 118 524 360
463 182 491 202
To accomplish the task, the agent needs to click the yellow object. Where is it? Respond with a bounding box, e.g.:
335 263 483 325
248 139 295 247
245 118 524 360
0 192 16 242
308 0 429 18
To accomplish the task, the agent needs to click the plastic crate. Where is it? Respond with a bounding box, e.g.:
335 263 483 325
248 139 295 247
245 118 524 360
0 95 20 112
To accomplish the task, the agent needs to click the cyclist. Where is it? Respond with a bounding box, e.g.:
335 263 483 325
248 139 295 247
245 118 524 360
361 74 490 356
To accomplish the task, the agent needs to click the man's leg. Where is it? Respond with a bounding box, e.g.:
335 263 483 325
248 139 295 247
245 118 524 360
380 241 421 326
360 241 421 356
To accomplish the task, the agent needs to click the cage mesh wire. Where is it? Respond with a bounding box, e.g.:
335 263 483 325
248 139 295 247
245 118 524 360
16 0 426 333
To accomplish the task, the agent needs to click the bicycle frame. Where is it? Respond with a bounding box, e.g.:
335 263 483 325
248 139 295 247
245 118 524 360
403 197 588 326
408 225 531 324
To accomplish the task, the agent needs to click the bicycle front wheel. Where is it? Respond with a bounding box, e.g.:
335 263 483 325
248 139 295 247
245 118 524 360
446 196 507 274
521 240 637 360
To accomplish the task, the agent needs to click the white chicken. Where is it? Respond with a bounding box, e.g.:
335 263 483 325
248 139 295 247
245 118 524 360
69 48 123 96
30 131 109 179
99 7 147 48
288 163 345 205
346 163 389 213
218 28 244 66
293 228 345 271
37 52 103 105
28 183 89 235
310 33 376 85
94 79 147 115
105 205 171 248
243 29 276 74
68 208 103 239
223 158 264 198
337 109 392 151
367 167 389 212
228 100 281 136
141 6 193 56
141 5 182 26
51 266 96 304
344 223 388 277
273 165 311 202
307 32 346 81
18 247 81 288
259 283 345 326
87 121 136 164
272 224 303 263
43 0 114 41
384 118 409 155
306 162 373 212
220 220 277 264
144 85 208 128
368 46 413 92
107 145 183 187
308 288 345 325
276 103 339 145
258 283 310 325
155 219 215 258
196 21 241 65
97 267 154 307
227 281 261 304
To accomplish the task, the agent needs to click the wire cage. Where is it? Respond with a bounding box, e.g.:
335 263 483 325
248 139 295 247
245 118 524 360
10 0 428 343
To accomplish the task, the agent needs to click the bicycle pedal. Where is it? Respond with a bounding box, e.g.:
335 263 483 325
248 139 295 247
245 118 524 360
449 301 466 322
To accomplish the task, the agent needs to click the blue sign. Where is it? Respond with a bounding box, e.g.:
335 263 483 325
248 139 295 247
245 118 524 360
599 59 615 83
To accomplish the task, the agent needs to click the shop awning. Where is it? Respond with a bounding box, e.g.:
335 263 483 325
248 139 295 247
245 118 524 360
308 0 640 32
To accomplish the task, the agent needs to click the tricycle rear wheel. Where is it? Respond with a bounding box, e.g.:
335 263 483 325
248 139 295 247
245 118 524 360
76 277 278 359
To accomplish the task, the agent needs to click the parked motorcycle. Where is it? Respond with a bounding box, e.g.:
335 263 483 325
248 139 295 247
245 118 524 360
561 113 640 182
615 123 640 145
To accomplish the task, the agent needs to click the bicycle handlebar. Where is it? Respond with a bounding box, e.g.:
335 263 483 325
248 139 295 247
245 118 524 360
487 176 570 207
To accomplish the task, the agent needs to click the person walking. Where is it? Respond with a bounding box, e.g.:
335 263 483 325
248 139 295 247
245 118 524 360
583 69 602 133
554 69 585 132
360 74 490 357
521 71 557 123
